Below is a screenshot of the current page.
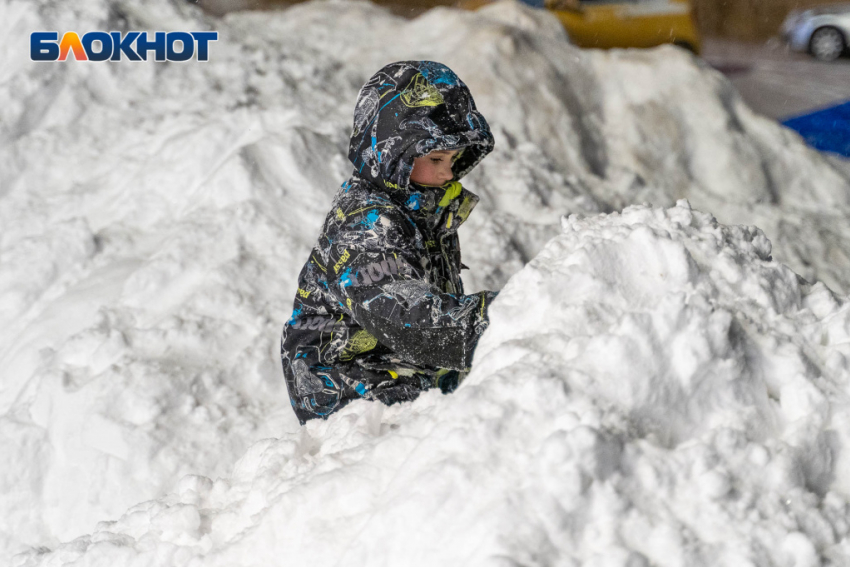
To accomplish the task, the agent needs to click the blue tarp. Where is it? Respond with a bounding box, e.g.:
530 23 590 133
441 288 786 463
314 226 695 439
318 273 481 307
783 100 850 158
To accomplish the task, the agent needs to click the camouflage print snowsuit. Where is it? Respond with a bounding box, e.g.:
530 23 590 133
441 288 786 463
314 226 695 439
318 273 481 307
281 61 497 424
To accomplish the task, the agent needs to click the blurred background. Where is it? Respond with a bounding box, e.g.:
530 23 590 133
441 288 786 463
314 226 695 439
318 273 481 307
193 0 850 156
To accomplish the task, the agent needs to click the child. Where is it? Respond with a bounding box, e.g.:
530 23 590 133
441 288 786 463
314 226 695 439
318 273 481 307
281 61 498 424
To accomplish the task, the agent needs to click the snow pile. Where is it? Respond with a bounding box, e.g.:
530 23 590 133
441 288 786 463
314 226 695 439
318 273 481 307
3 0 850 561
17 202 850 566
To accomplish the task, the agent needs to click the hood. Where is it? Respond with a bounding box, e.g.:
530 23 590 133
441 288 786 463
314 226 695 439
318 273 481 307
348 61 495 192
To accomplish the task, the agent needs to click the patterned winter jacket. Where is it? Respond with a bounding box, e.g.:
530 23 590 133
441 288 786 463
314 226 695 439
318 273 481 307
281 61 498 424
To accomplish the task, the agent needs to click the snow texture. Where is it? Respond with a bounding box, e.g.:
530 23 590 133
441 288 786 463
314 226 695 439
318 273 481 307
2 0 850 564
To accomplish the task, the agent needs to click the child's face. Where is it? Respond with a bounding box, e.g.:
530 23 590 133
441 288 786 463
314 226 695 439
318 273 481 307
409 149 460 187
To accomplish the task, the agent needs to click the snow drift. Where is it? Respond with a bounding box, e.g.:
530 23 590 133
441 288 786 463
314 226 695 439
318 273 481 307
2 0 850 563
17 202 850 566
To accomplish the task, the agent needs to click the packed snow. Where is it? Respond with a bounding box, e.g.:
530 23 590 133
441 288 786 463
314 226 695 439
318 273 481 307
2 0 850 565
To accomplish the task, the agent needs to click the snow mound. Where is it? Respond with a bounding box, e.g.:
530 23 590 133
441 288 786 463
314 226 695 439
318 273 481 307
3 0 850 560
17 202 850 566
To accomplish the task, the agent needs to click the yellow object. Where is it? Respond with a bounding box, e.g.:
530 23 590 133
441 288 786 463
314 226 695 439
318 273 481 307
333 249 351 274
456 196 474 223
438 181 463 208
460 0 701 54
340 330 379 361
311 255 327 273
401 73 446 107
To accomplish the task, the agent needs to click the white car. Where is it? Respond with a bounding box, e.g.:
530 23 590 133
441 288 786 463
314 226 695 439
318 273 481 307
783 3 850 61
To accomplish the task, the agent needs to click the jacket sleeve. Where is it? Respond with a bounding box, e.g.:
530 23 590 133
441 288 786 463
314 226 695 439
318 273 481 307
326 204 496 370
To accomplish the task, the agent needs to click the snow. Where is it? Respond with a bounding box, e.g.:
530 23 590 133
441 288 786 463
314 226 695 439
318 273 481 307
2 0 850 565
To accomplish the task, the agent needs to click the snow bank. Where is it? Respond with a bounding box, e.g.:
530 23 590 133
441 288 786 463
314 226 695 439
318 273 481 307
17 202 850 566
2 0 850 562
